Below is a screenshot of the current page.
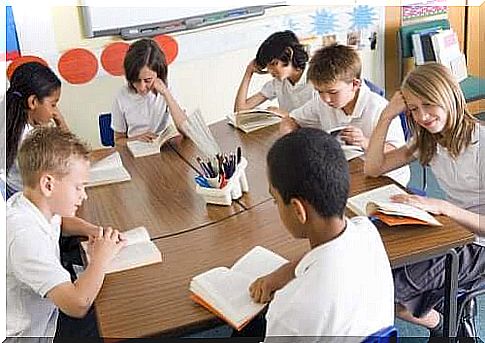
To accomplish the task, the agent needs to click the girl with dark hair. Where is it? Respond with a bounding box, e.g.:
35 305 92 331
6 61 68 197
111 38 187 146
234 30 313 114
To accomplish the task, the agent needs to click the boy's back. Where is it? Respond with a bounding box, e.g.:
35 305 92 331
266 216 393 337
7 192 71 337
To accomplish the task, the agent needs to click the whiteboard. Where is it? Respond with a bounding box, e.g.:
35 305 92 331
81 5 268 38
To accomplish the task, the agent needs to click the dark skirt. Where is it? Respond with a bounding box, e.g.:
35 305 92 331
393 243 485 317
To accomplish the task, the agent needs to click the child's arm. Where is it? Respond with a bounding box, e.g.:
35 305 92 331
339 126 397 152
364 92 416 177
61 216 99 237
234 60 268 112
47 227 125 318
152 79 188 135
279 117 300 135
52 108 70 132
249 258 301 303
391 194 484 236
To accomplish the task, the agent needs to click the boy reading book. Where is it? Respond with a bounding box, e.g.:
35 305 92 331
244 128 394 339
281 44 410 186
6 127 125 338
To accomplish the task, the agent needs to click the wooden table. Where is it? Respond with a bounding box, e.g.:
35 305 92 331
92 139 474 338
78 144 243 239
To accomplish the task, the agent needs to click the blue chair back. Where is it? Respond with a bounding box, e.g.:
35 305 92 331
99 113 115 147
362 326 398 343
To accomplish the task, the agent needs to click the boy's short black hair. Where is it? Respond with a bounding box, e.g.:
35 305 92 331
267 128 349 218
255 30 308 71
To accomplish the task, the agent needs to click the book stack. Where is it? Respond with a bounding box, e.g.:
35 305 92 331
411 28 467 82
347 184 442 227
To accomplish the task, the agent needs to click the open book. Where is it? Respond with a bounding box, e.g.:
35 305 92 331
81 227 162 274
347 184 442 226
330 126 365 161
126 123 180 158
189 246 288 330
227 108 282 133
87 151 131 187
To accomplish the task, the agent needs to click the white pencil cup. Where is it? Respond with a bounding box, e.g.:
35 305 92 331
195 157 249 206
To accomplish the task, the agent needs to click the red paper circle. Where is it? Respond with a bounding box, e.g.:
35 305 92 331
58 48 98 84
153 35 179 65
7 55 48 80
101 42 130 76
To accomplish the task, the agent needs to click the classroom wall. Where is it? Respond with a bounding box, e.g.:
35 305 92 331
11 5 386 148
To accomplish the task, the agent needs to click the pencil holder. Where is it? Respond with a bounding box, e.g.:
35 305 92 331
195 157 249 206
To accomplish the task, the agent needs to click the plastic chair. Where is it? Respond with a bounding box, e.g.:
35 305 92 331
362 326 398 343
397 19 485 103
98 113 115 147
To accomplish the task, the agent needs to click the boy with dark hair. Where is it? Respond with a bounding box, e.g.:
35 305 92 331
252 128 394 338
234 30 314 113
7 127 125 338
282 44 409 186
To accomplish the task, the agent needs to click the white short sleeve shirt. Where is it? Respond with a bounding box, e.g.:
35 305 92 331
290 82 410 186
259 67 314 112
111 84 175 138
265 217 394 339
7 124 34 192
7 193 71 337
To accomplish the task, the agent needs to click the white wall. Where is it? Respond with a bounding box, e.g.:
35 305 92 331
11 5 385 148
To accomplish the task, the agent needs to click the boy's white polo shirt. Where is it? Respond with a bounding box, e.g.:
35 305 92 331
6 192 71 337
290 82 410 186
260 67 314 112
265 217 394 338
111 84 176 138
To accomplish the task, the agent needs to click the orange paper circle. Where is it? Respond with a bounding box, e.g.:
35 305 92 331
101 42 130 76
58 48 98 84
153 35 178 65
7 55 48 80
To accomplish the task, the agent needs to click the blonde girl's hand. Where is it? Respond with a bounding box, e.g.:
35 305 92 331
131 131 158 142
390 194 445 215
382 91 408 121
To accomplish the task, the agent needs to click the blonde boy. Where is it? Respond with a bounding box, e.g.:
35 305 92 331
6 127 125 338
282 44 410 186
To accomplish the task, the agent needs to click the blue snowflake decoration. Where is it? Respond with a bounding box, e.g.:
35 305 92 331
310 9 338 35
349 5 377 31
283 16 300 33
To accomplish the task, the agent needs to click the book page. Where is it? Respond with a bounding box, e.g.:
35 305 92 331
106 240 162 274
122 226 151 246
89 152 122 173
347 184 407 216
367 201 442 226
190 267 265 327
155 123 180 146
126 140 161 158
230 246 288 280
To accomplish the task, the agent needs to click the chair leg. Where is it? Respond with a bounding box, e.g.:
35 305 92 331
457 298 477 339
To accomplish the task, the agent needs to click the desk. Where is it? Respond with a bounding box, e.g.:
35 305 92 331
171 121 281 208
78 144 243 239
92 137 474 338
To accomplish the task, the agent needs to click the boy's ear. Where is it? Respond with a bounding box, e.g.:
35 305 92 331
39 173 55 196
27 94 38 111
290 198 307 224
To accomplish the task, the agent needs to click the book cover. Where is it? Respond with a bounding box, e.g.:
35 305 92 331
189 246 288 330
81 227 162 274
87 151 131 187
127 123 180 158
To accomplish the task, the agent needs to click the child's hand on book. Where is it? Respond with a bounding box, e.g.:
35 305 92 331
391 194 445 215
339 126 368 150
130 131 158 143
249 261 296 303
88 226 127 270
382 91 408 121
